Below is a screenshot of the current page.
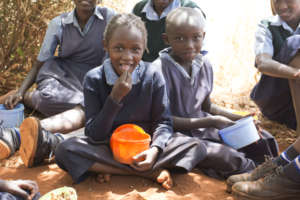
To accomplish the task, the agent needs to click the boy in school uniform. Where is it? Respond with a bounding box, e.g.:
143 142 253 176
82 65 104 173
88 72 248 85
153 7 255 179
133 0 206 62
154 7 279 179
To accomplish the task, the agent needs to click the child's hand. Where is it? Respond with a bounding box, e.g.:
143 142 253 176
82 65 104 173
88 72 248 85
130 146 160 172
2 180 39 200
211 115 235 129
110 70 132 103
293 69 300 79
4 90 22 109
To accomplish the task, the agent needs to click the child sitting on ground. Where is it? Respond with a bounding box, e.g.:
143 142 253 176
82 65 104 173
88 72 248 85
53 13 206 189
250 0 300 130
0 1 115 161
154 7 278 179
226 0 300 199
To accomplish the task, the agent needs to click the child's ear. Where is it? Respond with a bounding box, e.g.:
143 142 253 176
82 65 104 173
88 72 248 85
162 33 169 45
102 40 108 51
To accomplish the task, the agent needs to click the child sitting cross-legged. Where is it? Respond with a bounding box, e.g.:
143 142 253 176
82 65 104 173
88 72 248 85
153 7 278 180
54 13 207 189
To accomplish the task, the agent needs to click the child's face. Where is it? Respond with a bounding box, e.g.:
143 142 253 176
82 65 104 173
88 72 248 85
153 0 174 13
104 26 145 76
73 0 97 12
273 0 300 24
164 23 205 65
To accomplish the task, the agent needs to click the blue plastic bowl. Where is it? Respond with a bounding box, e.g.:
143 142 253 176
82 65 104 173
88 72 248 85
0 104 24 128
219 116 260 149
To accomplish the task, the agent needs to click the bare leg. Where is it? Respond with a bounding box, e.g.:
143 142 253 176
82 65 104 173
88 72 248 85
23 92 85 133
89 163 173 190
288 51 300 152
39 105 85 133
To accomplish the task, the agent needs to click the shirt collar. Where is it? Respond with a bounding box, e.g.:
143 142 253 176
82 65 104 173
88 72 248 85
159 47 203 80
103 59 145 86
63 6 104 25
270 15 300 34
142 0 181 20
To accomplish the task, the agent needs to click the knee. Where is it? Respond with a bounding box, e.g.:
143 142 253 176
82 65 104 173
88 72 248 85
191 139 207 158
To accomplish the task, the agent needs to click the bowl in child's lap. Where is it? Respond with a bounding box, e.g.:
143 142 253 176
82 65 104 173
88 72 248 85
0 104 24 128
218 116 260 150
110 124 151 165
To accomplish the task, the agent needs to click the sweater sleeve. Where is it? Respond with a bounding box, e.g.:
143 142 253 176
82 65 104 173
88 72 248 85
150 71 173 150
83 69 122 142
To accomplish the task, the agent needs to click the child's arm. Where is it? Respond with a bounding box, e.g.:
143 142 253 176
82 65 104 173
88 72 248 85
203 96 243 121
150 82 173 151
173 115 234 131
84 70 132 142
130 72 173 171
0 179 39 200
256 53 300 79
172 96 237 131
5 61 44 109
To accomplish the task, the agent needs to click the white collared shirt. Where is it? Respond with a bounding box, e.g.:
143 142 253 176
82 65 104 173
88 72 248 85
141 0 181 20
255 15 300 56
159 47 203 84
37 6 110 62
103 59 145 86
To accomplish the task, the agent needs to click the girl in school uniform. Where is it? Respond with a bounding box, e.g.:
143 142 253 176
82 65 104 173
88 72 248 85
54 13 205 190
0 0 116 161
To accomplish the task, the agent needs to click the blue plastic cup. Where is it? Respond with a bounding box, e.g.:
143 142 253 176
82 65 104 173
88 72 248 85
0 104 24 128
219 116 260 149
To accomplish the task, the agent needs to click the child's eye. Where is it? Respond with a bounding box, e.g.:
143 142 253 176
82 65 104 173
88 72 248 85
132 47 142 53
175 36 185 41
114 46 124 52
193 35 203 41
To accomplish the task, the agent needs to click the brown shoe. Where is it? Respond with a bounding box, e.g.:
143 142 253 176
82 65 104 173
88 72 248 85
19 117 62 167
226 156 277 193
232 166 300 200
0 127 20 159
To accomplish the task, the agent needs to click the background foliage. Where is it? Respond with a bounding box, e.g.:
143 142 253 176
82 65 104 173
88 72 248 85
0 0 73 93
0 0 139 94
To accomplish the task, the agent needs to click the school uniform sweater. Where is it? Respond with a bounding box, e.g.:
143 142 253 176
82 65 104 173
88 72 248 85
83 59 173 150
250 17 298 130
151 48 256 179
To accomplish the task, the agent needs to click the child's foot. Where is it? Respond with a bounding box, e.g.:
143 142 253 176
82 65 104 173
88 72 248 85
96 173 111 183
156 169 173 190
19 117 63 167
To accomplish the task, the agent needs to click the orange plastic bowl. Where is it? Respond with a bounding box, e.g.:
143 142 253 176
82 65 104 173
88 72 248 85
110 124 151 164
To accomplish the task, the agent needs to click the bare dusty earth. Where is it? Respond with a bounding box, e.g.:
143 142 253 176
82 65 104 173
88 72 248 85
0 0 298 199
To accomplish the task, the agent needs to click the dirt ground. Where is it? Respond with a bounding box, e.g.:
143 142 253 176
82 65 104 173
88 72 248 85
0 0 298 199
